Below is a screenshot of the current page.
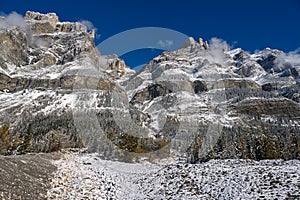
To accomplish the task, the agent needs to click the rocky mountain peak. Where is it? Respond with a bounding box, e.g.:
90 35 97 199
182 36 196 48
198 37 209 49
25 11 59 29
182 36 209 49
0 11 102 78
25 11 58 34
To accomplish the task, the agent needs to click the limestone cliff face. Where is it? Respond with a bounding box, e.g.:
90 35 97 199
0 12 299 163
0 11 133 155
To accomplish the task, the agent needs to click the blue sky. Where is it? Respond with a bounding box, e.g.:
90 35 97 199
1 0 300 69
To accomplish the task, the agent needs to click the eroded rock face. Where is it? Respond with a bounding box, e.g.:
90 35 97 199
130 84 172 105
0 12 134 156
0 28 28 67
25 11 59 27
212 79 261 89
104 55 135 81
236 98 300 117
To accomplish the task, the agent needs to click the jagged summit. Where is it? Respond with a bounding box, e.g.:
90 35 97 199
182 36 209 49
0 11 132 79
24 11 95 36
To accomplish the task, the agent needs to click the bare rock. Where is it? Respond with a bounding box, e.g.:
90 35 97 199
0 28 28 67
25 11 59 34
182 37 196 48
198 38 209 49
56 22 87 33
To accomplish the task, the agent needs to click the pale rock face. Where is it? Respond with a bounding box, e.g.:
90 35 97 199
182 36 196 48
56 22 87 33
198 37 209 49
25 11 88 34
107 55 127 71
0 28 28 67
25 11 59 34
25 11 59 25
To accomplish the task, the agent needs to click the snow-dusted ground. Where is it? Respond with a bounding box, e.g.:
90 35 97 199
47 151 300 199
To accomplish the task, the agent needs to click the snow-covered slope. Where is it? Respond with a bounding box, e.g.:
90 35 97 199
47 151 300 199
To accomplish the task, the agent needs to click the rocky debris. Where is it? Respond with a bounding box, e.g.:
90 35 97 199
46 151 300 199
47 152 121 199
0 152 61 200
137 159 300 199
0 151 298 199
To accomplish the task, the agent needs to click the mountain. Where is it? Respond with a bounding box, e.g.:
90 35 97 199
0 11 299 164
123 37 300 162
0 11 134 155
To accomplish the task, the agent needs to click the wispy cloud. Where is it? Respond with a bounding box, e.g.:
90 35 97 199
207 37 229 64
275 48 300 67
79 20 100 39
157 40 174 48
0 12 27 29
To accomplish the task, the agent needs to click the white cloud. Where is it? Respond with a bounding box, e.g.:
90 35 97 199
79 20 94 31
209 37 229 52
158 40 174 48
288 48 300 63
0 12 27 30
273 48 300 73
79 20 100 39
207 37 229 64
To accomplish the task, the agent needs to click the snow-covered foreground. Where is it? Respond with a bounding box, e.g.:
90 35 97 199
47 151 300 199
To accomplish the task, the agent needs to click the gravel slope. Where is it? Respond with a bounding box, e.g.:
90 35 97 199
0 152 61 200
0 151 299 199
